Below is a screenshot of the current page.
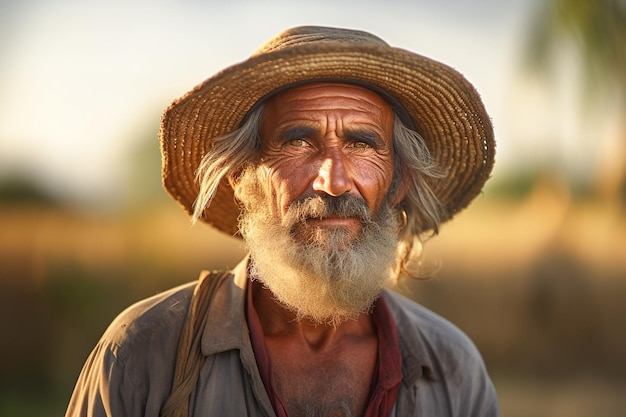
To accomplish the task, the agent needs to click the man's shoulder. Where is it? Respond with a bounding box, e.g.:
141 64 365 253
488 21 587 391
384 290 499 416
383 289 483 362
101 281 198 356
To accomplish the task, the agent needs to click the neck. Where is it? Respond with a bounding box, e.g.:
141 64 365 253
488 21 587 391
251 279 376 351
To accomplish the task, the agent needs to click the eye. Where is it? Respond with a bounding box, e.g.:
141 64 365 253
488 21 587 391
352 141 372 149
287 138 310 147
345 130 382 150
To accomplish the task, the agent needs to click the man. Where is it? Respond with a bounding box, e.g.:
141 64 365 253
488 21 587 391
66 26 498 417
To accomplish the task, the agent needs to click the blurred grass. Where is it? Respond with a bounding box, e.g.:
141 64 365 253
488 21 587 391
1 186 625 417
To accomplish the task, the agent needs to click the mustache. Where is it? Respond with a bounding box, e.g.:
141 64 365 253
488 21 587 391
282 194 373 227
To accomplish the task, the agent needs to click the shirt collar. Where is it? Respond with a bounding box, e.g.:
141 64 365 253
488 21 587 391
201 257 251 356
382 291 436 385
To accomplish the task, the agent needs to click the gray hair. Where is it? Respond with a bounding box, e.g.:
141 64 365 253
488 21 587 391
193 104 446 276
192 106 265 222
390 114 446 275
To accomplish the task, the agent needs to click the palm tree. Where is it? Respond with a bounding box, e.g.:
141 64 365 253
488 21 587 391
524 0 626 202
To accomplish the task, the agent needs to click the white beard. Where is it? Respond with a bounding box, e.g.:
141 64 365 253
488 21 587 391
235 167 400 325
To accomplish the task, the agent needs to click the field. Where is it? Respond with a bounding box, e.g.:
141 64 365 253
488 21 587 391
1 187 625 416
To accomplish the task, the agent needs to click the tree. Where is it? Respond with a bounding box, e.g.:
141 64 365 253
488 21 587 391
524 0 626 202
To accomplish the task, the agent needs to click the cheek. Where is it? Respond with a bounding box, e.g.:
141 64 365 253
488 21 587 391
264 162 316 214
353 158 395 209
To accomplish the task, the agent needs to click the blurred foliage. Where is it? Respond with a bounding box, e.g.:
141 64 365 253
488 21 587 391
484 170 540 199
525 0 626 102
0 260 160 417
524 0 626 202
122 125 170 206
486 168 592 200
0 173 62 207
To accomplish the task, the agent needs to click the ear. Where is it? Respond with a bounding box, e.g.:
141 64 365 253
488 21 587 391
228 172 243 204
227 172 240 190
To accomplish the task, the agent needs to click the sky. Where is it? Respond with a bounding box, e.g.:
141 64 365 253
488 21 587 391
1 0 599 207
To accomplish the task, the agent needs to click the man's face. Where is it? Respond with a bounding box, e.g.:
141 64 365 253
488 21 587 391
258 82 396 245
233 82 401 324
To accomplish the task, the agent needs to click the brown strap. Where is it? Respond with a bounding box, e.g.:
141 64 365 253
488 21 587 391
160 271 229 417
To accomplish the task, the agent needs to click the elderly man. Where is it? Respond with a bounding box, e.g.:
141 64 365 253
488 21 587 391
65 26 498 417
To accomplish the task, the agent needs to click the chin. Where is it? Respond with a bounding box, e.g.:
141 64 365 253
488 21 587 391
292 224 361 250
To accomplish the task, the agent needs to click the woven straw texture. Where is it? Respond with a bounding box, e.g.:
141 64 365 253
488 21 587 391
160 26 495 236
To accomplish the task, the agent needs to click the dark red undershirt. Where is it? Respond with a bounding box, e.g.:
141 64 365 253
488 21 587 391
246 279 403 417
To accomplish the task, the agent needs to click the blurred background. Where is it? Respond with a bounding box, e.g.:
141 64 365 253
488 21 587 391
1 0 624 416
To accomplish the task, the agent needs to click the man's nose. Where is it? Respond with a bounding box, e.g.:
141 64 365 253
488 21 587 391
312 150 354 196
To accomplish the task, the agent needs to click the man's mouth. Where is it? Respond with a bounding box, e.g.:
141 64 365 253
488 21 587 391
305 216 361 227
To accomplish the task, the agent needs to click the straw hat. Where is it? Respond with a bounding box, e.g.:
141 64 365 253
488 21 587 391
160 26 495 236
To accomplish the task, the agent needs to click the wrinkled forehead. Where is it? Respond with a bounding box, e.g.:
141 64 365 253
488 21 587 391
263 82 393 126
244 79 416 131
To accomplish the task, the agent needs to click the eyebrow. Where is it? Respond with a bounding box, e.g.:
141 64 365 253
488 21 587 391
344 128 385 148
278 126 317 142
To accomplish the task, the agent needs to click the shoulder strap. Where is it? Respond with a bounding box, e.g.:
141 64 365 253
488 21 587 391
160 270 230 417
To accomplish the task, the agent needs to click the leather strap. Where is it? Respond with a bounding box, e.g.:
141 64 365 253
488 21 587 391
160 271 230 417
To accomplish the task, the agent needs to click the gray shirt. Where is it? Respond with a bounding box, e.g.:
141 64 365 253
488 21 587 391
65 259 499 416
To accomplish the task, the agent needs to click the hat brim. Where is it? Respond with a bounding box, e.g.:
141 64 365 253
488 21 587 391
160 42 495 236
